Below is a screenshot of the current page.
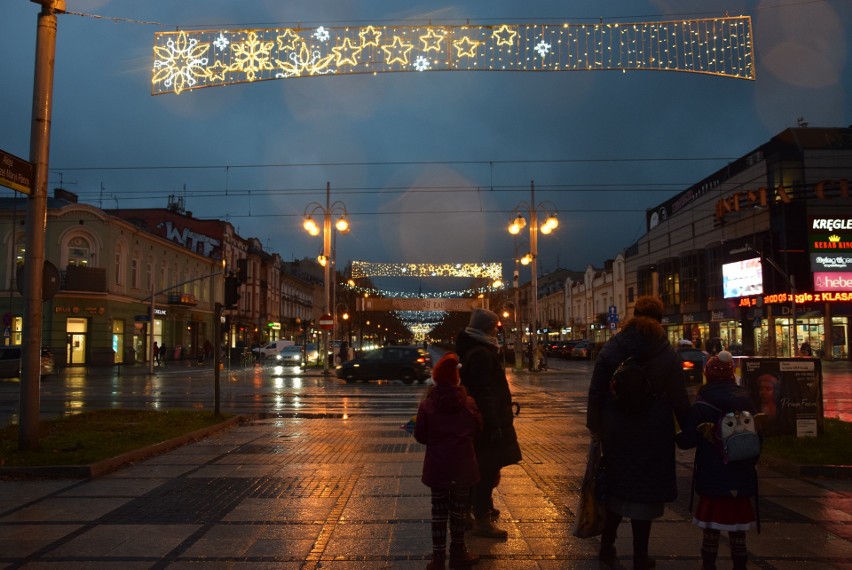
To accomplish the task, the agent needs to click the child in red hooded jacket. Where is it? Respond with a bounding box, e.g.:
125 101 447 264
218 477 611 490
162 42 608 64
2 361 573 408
415 352 483 569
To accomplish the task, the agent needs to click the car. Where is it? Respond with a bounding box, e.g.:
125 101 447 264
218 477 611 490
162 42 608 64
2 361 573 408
676 346 708 384
0 346 54 378
570 340 593 359
336 345 432 384
274 345 304 367
558 340 581 359
252 340 295 359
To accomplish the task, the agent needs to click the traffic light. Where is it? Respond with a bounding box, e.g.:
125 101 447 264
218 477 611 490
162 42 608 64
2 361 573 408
224 274 241 308
236 258 248 284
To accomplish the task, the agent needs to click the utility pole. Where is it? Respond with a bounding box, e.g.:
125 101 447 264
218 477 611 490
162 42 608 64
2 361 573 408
20 0 64 451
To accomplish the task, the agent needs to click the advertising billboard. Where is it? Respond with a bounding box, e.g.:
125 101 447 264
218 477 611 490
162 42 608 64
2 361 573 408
722 257 763 298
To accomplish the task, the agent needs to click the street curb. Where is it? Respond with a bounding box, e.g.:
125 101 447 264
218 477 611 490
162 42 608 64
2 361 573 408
0 415 244 480
760 454 852 479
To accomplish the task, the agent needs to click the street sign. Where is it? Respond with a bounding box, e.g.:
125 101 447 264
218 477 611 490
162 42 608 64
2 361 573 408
319 314 334 330
0 148 33 195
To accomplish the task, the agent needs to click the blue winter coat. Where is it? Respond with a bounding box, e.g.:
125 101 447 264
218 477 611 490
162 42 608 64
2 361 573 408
586 317 690 504
678 381 759 498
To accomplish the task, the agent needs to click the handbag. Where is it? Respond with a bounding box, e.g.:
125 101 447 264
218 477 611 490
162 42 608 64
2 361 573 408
571 437 607 538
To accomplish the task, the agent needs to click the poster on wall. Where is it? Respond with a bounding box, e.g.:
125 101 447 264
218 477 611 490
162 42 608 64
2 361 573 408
737 357 823 437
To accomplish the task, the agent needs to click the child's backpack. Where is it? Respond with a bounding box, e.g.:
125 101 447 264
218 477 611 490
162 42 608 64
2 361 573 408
609 357 657 414
698 401 761 464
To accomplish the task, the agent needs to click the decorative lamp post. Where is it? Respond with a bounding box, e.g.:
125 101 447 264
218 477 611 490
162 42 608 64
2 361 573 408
303 182 349 375
508 180 558 371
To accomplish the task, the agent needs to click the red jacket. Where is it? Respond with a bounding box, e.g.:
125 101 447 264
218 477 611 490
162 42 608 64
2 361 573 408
415 383 483 489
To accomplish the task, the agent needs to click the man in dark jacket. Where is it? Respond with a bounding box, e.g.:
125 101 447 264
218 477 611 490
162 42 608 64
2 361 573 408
586 296 690 570
456 308 522 539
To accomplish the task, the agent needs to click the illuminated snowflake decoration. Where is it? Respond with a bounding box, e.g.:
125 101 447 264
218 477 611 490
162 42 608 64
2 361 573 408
276 43 335 77
414 56 431 71
152 31 210 95
231 32 275 81
213 33 230 52
314 26 330 42
534 40 552 57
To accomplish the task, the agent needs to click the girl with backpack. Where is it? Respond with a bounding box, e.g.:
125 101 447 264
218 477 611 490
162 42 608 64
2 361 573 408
678 351 760 570
414 352 482 569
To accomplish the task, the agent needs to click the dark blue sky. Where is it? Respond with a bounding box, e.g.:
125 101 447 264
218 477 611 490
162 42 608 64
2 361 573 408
2 1 850 295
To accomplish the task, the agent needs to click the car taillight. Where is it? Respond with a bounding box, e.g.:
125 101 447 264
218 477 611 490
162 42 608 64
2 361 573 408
682 361 694 370
416 357 425 363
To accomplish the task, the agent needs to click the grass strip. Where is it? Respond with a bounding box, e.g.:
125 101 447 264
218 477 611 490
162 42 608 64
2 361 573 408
0 409 230 467
761 417 852 465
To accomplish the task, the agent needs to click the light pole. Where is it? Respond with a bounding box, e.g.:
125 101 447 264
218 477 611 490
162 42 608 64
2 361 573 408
303 182 349 375
508 180 558 371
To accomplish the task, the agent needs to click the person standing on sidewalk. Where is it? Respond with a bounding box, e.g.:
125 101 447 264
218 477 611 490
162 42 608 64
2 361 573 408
586 295 690 569
456 308 522 539
415 352 481 569
678 351 759 570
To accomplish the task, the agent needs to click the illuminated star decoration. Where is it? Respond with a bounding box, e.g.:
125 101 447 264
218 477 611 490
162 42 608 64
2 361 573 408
152 31 209 95
534 40 552 57
382 36 415 65
359 25 382 47
453 36 481 58
277 29 302 51
492 24 517 46
152 18 756 95
419 28 446 52
332 37 363 67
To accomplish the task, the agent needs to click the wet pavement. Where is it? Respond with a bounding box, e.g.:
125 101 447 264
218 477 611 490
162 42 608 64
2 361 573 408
2 362 852 568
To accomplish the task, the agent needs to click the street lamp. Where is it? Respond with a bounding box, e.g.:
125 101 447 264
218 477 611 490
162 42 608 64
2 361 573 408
508 180 558 371
303 182 350 375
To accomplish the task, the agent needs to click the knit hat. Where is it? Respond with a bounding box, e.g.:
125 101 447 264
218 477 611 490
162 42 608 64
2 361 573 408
704 350 735 383
432 352 460 385
633 296 664 322
468 308 499 332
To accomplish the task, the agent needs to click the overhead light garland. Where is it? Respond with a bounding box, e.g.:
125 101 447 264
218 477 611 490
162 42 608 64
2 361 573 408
152 17 754 94
351 261 503 280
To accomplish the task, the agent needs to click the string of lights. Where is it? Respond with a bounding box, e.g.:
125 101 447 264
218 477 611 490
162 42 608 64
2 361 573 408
351 261 502 280
152 17 754 95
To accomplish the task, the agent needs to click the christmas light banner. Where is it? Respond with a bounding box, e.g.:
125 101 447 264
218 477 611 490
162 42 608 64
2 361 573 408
152 17 754 95
350 261 502 280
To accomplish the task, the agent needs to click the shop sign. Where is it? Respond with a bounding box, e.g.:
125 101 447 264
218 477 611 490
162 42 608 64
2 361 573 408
744 291 852 305
54 305 106 315
267 322 281 330
715 179 849 223
811 254 852 271
814 272 852 292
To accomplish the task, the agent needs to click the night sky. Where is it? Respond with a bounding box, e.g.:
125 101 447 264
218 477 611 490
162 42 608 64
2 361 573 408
2 0 850 295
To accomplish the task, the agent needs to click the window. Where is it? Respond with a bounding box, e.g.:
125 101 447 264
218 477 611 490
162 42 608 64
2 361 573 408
146 260 153 292
680 252 702 304
659 258 680 306
67 237 89 267
131 258 139 289
114 247 124 286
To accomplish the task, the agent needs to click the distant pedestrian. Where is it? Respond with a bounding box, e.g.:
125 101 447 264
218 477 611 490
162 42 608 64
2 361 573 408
153 341 160 366
800 341 812 356
338 341 350 364
415 352 481 569
678 351 759 570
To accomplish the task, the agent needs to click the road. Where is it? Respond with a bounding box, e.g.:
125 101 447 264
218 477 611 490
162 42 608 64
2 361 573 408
1 350 850 427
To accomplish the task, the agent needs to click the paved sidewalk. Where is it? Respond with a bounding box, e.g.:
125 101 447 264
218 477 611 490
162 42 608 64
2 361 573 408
2 409 852 568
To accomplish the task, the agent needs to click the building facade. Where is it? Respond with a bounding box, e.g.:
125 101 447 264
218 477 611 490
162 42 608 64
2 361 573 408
623 127 852 358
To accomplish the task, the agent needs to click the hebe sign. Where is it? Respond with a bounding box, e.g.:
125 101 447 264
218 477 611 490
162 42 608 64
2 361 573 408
814 272 852 292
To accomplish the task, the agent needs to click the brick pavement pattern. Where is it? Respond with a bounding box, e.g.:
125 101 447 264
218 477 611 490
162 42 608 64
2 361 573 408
3 395 852 568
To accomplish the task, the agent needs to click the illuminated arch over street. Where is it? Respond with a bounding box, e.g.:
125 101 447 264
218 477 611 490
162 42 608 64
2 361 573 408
350 261 503 281
152 17 754 95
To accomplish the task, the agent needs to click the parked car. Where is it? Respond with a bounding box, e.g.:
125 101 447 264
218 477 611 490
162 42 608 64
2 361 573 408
0 346 54 378
676 346 708 384
336 345 431 384
544 340 567 357
274 345 304 367
570 340 593 359
558 340 581 359
253 340 295 359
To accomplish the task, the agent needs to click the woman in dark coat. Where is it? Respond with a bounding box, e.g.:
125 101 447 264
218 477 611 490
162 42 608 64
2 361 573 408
456 308 522 539
678 351 758 570
586 296 690 570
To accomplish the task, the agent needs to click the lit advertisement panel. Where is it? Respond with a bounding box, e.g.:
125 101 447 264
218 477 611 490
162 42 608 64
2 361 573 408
723 257 763 298
814 272 852 292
